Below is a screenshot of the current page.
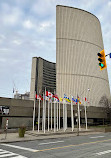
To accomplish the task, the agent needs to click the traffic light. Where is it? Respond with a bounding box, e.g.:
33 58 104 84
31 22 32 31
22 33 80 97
97 49 107 70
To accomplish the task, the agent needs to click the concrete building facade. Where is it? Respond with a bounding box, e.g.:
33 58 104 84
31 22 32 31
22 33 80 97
0 97 34 129
0 97 109 129
56 5 110 107
30 57 56 100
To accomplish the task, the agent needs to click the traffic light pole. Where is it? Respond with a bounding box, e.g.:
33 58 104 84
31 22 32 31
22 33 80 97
105 53 111 57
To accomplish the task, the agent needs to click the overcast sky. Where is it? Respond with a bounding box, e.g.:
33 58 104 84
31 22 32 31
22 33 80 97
0 0 111 98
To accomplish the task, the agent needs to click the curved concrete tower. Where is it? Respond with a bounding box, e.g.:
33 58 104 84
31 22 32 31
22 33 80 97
56 5 110 107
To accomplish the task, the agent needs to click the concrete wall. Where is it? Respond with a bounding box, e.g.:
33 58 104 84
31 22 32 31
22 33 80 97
56 5 110 107
0 97 108 129
2 117 32 129
0 97 34 129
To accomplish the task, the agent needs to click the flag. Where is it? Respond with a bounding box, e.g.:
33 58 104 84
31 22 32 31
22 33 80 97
78 96 80 101
85 97 89 104
72 96 81 104
35 94 39 100
66 97 71 103
64 94 71 103
46 91 53 97
79 101 81 104
39 95 43 101
53 94 59 102
35 94 43 100
72 97 76 102
72 97 78 104
45 96 49 101
59 97 63 102
64 94 67 99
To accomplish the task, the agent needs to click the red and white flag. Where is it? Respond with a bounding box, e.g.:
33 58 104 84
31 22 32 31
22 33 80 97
85 97 89 103
35 94 43 101
46 91 53 97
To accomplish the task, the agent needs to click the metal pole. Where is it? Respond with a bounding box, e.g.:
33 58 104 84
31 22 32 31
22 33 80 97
33 92 36 131
38 99 40 132
71 96 74 131
44 88 46 133
43 93 45 133
57 102 58 131
78 100 81 130
65 103 67 131
48 100 50 131
59 102 60 130
51 101 52 130
63 102 64 131
54 101 56 132
85 102 87 130
42 93 44 131
79 110 81 130
77 94 79 136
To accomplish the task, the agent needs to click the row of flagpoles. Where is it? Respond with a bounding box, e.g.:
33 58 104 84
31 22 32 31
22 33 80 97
33 89 89 133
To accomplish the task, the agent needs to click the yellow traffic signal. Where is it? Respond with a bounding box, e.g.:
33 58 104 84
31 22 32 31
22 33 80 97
97 49 107 70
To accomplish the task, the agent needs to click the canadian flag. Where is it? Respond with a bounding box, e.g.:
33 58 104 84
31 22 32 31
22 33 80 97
46 91 53 97
35 94 43 100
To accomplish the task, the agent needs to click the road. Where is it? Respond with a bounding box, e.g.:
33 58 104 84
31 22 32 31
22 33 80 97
0 133 111 157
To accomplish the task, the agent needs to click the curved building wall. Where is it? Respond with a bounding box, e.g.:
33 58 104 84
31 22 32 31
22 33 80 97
56 5 110 107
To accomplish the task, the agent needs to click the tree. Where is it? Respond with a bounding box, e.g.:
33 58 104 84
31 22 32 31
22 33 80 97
99 95 111 124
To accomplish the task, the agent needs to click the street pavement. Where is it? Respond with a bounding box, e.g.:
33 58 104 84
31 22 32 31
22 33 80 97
0 131 111 157
0 128 102 143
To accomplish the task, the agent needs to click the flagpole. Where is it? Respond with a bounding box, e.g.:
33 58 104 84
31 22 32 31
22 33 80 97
84 101 87 130
51 101 52 130
43 93 45 133
66 103 67 130
78 100 81 131
54 100 56 132
38 98 40 132
48 99 50 132
71 96 74 131
63 102 65 132
33 91 36 131
59 101 60 130
79 102 81 131
57 102 58 131
42 93 44 131
65 103 67 131
44 88 46 133
77 94 79 136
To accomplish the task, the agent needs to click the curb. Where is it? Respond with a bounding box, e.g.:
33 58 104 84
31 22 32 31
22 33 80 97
0 131 103 144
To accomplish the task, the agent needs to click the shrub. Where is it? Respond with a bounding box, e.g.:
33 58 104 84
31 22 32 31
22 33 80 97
18 126 26 137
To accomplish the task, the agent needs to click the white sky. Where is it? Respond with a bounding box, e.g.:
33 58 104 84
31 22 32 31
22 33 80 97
0 0 111 98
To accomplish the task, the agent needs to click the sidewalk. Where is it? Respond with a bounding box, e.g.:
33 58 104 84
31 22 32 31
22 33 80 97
0 128 103 143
